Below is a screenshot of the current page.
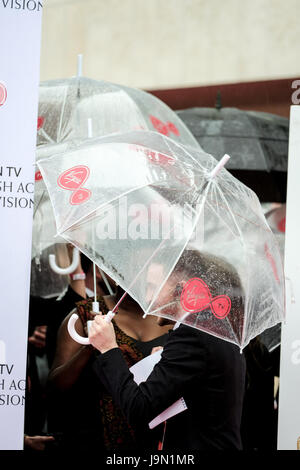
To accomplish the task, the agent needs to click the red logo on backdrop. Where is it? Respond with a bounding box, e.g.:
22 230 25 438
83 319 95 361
35 170 43 181
57 165 91 205
37 116 44 130
150 115 180 137
0 82 7 107
180 278 231 320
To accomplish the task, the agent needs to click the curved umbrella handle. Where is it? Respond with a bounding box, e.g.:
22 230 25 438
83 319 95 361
49 247 80 275
67 313 91 345
67 311 116 344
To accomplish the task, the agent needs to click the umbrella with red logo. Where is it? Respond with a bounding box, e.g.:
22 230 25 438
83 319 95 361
33 74 200 275
36 76 199 149
37 130 285 351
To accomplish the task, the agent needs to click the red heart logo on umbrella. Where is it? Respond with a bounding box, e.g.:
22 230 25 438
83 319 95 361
58 165 91 205
37 116 44 130
150 115 180 137
35 170 43 181
180 278 231 320
144 148 175 166
70 188 92 205
210 296 232 319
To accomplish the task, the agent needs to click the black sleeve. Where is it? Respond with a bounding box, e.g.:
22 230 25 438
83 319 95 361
93 326 207 429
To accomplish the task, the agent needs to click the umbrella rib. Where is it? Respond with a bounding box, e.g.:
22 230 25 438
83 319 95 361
39 128 56 144
200 189 243 344
205 192 271 233
205 197 240 240
57 86 68 143
213 183 249 346
33 189 46 217
163 133 205 172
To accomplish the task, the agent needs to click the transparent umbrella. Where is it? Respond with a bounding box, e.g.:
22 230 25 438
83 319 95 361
37 130 285 350
33 75 200 268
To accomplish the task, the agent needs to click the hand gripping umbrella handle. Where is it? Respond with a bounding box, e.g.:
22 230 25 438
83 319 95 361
49 247 80 275
67 311 116 344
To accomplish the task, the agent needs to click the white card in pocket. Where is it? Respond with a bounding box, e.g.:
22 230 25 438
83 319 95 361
129 350 188 429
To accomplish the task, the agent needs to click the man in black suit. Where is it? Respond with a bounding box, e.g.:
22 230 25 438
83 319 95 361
89 250 246 451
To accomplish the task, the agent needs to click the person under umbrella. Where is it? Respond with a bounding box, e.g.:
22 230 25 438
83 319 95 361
37 129 285 450
37 130 285 351
89 249 246 450
46 277 173 452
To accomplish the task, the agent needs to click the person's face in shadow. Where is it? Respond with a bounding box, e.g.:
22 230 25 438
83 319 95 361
146 262 184 326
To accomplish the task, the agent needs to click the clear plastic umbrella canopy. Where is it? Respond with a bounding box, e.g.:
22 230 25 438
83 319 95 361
33 76 200 259
37 76 199 149
37 130 285 350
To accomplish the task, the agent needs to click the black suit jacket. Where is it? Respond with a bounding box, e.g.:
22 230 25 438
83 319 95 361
93 325 246 451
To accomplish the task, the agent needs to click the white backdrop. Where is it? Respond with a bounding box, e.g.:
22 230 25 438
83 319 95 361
278 105 300 450
0 3 43 450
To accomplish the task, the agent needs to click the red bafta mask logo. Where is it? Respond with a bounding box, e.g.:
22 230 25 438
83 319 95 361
180 278 231 320
0 83 7 107
37 116 44 130
144 149 175 167
150 115 180 137
35 170 43 181
57 165 91 205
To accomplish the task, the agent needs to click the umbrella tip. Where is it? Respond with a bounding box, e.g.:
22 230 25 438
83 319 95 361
215 90 222 110
208 154 230 179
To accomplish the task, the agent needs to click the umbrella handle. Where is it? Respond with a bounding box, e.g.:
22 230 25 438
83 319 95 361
67 311 115 344
67 313 90 345
49 247 80 275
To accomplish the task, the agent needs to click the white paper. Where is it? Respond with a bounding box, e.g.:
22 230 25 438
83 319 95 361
130 349 162 385
130 350 187 429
